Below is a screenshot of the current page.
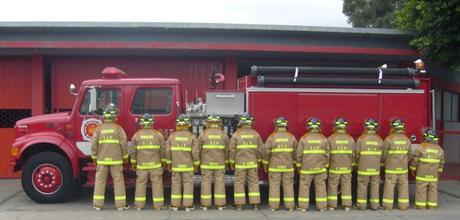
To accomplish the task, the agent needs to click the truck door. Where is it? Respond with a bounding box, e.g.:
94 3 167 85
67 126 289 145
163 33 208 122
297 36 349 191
125 85 176 139
74 86 123 156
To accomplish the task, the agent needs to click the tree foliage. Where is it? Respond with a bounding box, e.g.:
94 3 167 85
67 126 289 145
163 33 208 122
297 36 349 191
395 0 460 69
343 0 404 28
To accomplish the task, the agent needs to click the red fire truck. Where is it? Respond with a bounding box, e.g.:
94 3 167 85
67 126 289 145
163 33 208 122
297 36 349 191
10 62 432 203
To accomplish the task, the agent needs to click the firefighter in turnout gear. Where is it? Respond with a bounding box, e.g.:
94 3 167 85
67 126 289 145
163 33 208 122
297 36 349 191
228 113 264 210
165 114 200 211
263 116 297 211
130 114 166 210
410 129 444 209
296 117 330 212
327 118 355 211
91 104 128 210
355 118 384 210
382 119 411 210
198 114 229 211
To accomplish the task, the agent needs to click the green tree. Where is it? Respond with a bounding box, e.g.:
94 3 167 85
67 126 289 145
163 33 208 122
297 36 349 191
343 0 404 28
395 0 460 69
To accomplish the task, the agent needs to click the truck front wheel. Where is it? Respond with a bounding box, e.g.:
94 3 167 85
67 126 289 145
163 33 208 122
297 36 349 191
22 152 75 203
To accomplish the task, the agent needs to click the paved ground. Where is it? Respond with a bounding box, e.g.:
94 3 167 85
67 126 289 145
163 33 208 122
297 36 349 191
1 179 460 220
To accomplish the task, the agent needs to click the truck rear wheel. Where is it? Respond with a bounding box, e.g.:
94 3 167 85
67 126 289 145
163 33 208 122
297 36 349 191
22 152 75 203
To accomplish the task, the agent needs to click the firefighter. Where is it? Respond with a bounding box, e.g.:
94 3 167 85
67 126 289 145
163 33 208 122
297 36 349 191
410 129 444 209
228 112 264 210
355 118 384 210
327 117 355 211
296 117 330 212
130 113 165 210
263 116 297 211
165 114 200 211
198 114 229 211
91 104 128 211
382 118 411 210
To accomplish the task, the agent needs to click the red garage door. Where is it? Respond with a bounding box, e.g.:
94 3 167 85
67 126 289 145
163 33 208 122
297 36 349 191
51 57 223 112
0 57 32 178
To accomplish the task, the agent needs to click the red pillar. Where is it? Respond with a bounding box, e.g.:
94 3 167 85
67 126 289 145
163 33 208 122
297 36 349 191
31 55 45 116
224 57 237 90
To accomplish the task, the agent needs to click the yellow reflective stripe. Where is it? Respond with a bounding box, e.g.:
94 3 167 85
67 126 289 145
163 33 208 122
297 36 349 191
171 146 192 151
370 199 380 203
335 140 349 144
415 201 426 206
136 145 160 150
438 168 443 172
316 197 327 202
234 193 245 198
360 151 382 155
329 169 351 174
137 163 162 169
164 160 172 164
416 176 438 182
202 145 225 149
357 199 367 204
241 134 254 139
426 149 439 153
175 137 188 141
358 170 380 176
427 202 437 207
271 148 293 153
201 164 225 169
135 197 146 201
385 169 408 174
420 158 440 163
123 154 129 159
201 194 212 199
388 150 408 154
171 194 182 199
300 168 326 174
303 149 326 154
153 197 164 202
284 197 294 202
298 197 309 202
93 195 105 200
214 194 226 199
409 166 417 171
327 196 337 200
97 160 123 165
330 150 353 154
342 195 352 200
172 167 194 172
275 138 289 142
237 144 257 149
268 167 294 172
269 197 280 202
193 161 201 165
99 139 120 144
140 135 154 139
248 192 260 197
394 141 407 145
235 163 258 169
296 162 302 168
398 198 409 203
382 198 394 204
115 196 126 201
91 155 97 159
208 135 221 139
365 141 378 146
101 129 115 134
228 159 235 164
262 160 269 165
307 140 321 144
130 159 137 163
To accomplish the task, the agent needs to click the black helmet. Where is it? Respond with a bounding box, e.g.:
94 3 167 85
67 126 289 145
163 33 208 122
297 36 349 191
102 104 118 121
390 118 405 131
364 118 379 130
334 117 348 130
306 117 321 130
139 113 154 128
274 116 288 128
238 112 254 126
423 128 438 142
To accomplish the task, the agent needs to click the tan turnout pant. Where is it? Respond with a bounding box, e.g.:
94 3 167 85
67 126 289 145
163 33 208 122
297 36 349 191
415 181 438 209
134 168 164 209
201 169 226 207
357 175 380 210
268 172 295 210
327 173 352 208
382 173 409 210
298 173 327 210
234 168 260 205
171 172 194 207
93 165 126 208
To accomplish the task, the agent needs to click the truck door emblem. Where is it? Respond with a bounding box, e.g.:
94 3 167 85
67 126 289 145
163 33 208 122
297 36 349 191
81 118 102 141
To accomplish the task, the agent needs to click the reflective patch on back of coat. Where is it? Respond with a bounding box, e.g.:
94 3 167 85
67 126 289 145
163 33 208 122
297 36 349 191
101 129 115 134
426 149 439 154
175 137 189 141
275 138 289 143
308 139 321 144
208 134 221 139
335 140 349 144
140 135 154 139
241 134 254 139
365 141 378 146
394 140 407 145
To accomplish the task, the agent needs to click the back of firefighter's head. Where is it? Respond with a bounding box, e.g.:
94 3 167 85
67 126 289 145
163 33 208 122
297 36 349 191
364 118 379 132
306 117 321 132
175 114 191 130
423 128 438 143
102 104 118 123
205 114 222 128
238 112 253 128
274 116 288 131
333 117 348 132
390 118 405 133
139 113 154 129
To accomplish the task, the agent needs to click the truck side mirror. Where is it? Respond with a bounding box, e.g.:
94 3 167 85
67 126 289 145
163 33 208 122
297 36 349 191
88 87 97 114
69 84 78 96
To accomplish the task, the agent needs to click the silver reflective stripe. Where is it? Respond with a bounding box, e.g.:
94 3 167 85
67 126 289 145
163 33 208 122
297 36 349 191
247 87 424 94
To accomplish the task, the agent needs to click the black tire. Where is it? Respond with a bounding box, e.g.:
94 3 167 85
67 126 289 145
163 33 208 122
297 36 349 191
22 152 75 203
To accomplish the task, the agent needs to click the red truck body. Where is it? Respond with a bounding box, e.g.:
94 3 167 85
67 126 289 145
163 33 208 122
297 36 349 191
10 68 432 203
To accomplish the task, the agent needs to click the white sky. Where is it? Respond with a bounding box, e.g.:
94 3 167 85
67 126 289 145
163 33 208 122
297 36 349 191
0 0 351 27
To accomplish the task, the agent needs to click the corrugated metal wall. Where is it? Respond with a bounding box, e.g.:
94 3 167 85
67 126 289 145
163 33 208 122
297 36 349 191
0 57 31 178
51 57 223 112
